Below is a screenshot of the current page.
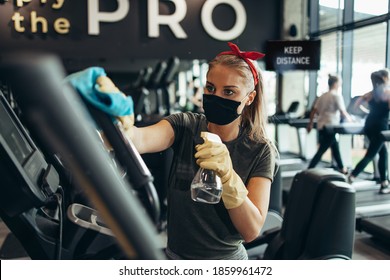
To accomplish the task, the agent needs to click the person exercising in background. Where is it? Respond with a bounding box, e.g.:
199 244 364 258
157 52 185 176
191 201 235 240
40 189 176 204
348 70 390 195
124 42 277 259
307 74 352 174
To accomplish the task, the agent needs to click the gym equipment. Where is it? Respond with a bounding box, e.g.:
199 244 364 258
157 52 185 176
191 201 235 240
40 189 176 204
356 130 390 250
0 89 123 259
246 168 356 260
0 52 165 259
326 126 390 217
0 90 64 259
346 95 369 120
268 101 300 124
245 162 283 259
83 102 161 225
131 57 180 123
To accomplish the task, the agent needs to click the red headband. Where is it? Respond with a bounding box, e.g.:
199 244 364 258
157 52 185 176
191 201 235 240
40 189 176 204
217 42 265 87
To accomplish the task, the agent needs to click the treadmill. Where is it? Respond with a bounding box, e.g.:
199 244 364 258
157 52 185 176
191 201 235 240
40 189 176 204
357 131 390 249
325 121 377 192
268 104 309 199
325 123 390 218
268 101 302 162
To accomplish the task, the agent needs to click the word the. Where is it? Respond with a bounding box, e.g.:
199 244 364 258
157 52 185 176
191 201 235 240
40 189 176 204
11 0 69 34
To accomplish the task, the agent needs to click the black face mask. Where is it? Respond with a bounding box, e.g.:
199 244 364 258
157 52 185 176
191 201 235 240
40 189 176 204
203 94 243 125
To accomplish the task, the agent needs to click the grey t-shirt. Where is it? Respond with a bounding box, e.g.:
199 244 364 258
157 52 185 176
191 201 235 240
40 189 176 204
164 112 275 259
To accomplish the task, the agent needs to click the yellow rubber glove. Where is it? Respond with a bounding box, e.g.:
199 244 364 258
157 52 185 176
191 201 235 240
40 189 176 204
195 139 248 209
96 76 134 131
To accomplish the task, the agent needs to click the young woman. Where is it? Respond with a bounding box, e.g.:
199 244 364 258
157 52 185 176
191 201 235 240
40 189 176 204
126 42 277 259
349 70 390 194
306 74 352 173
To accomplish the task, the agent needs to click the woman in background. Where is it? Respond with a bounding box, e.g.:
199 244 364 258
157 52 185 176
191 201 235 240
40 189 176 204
307 74 352 174
349 69 390 194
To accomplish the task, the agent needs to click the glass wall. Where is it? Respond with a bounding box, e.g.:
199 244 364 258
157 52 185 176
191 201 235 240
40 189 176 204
317 32 342 95
314 0 390 97
351 23 387 97
354 0 388 21
311 0 390 173
319 0 344 30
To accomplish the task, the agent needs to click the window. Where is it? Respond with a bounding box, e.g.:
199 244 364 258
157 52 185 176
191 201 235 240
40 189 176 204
319 0 344 30
317 32 342 96
351 23 387 97
311 0 390 175
354 0 388 21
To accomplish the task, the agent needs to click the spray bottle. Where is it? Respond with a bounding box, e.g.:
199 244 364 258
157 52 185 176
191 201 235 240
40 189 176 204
191 132 223 204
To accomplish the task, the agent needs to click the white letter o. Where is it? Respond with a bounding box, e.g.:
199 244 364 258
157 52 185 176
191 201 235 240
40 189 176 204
201 0 247 41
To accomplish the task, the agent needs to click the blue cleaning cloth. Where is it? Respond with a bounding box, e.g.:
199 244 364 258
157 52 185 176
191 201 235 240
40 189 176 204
64 67 134 116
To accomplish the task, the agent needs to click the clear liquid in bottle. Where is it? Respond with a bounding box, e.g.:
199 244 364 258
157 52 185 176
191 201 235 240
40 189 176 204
191 168 222 204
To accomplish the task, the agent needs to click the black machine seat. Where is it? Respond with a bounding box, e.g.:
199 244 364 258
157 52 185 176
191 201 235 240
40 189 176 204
302 180 356 259
246 168 356 260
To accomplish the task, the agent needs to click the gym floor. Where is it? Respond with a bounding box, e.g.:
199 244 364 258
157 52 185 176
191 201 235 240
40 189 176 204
353 230 390 259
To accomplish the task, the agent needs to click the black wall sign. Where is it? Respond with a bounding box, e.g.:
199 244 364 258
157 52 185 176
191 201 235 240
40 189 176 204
0 0 282 71
265 40 321 72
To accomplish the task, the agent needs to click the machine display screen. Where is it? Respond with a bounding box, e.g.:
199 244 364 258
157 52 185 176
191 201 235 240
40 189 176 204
0 100 34 165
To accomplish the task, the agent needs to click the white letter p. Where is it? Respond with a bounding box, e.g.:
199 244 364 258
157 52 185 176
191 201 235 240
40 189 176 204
88 0 130 35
